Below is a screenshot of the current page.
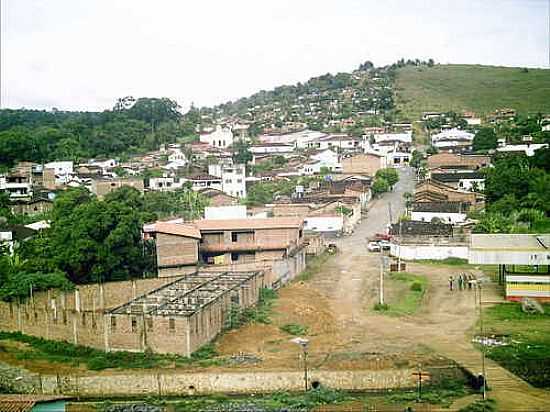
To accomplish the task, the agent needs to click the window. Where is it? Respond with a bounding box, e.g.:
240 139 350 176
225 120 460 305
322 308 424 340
232 232 238 242
169 318 175 332
237 179 242 183
111 316 117 332
225 179 232 184
131 317 137 333
82 312 86 326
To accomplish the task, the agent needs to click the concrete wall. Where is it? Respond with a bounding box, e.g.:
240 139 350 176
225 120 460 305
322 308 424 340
410 211 467 224
390 243 468 260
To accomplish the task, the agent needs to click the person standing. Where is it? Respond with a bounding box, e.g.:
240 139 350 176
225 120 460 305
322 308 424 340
449 276 454 291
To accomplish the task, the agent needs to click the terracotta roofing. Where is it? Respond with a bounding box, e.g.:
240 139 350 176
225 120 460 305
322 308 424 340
197 188 237 198
195 217 303 231
412 201 470 213
153 222 202 239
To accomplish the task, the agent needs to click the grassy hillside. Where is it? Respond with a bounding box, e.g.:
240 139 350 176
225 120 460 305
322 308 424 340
394 64 550 121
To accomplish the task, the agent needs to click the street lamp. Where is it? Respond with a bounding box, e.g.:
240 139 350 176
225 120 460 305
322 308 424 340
291 337 309 392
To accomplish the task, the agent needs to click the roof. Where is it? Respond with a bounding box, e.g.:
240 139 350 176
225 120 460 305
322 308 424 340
184 174 222 181
412 201 470 213
470 234 550 251
390 221 454 236
431 172 484 183
197 188 237 199
427 153 490 169
153 222 202 239
0 395 70 412
195 217 303 231
110 271 261 317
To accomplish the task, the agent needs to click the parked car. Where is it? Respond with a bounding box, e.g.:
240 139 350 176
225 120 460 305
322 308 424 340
378 240 391 251
367 241 381 252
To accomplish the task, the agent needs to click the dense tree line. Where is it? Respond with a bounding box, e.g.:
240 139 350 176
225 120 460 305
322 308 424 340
474 149 550 233
0 185 209 301
0 98 196 168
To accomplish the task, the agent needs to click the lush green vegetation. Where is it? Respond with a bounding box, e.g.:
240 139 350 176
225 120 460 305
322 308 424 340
459 399 497 412
0 98 199 166
226 288 278 329
395 64 550 120
372 167 400 196
0 331 222 370
473 150 550 234
295 251 332 282
280 323 309 336
482 303 550 388
244 176 319 206
380 272 428 316
416 257 470 266
0 185 210 301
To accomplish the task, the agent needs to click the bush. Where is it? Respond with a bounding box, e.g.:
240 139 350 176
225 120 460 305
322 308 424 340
280 323 308 336
410 281 423 292
373 303 389 311
459 399 497 412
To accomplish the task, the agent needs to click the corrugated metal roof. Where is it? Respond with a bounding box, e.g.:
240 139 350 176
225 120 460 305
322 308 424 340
471 234 550 251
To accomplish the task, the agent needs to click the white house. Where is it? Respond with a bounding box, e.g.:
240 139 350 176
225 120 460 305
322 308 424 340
208 163 247 198
148 176 187 191
316 134 360 151
410 201 469 224
181 174 223 192
373 132 412 145
496 143 549 157
304 215 344 234
311 149 341 169
249 143 294 155
431 129 474 145
168 148 187 163
199 125 234 149
89 159 118 170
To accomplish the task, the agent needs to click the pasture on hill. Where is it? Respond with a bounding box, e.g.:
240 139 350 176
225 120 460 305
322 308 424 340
394 64 550 120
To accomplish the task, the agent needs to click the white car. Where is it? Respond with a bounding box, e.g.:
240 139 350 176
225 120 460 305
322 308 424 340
378 240 391 251
367 241 381 252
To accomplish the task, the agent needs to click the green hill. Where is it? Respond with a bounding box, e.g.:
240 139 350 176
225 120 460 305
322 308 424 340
394 64 550 121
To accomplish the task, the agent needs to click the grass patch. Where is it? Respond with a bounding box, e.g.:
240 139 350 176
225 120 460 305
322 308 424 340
280 323 309 336
373 303 389 312
0 331 222 371
386 376 470 408
295 251 332 282
459 398 497 412
394 64 550 120
415 257 469 266
481 303 550 388
381 272 428 316
226 287 278 329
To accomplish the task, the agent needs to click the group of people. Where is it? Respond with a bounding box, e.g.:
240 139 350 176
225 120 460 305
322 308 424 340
448 273 476 291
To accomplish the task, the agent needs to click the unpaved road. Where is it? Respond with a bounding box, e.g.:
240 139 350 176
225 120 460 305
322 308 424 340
218 167 550 410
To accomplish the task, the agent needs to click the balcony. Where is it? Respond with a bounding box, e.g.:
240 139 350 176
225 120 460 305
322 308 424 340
200 241 294 253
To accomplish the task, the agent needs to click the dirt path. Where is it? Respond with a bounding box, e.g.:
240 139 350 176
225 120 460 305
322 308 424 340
217 167 550 408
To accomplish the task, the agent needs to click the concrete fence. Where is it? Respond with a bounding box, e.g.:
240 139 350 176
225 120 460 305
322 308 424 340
1 362 417 398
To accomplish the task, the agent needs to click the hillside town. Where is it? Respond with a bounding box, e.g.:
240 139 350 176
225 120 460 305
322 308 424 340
1 4 550 408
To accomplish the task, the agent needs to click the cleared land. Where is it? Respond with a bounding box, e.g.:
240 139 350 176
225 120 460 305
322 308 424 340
394 64 550 120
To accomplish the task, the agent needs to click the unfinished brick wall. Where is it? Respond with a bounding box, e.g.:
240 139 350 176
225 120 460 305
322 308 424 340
156 233 199 268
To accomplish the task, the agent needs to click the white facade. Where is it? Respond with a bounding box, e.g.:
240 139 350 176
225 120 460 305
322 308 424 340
317 135 360 151
204 205 247 220
208 163 247 198
258 129 326 149
44 161 74 176
431 129 474 144
496 143 548 157
199 125 234 149
390 243 468 260
148 176 186 191
410 211 467 224
249 144 294 154
304 215 343 233
373 133 412 144
311 149 341 168
458 178 485 191
168 149 187 163
0 176 32 199
89 159 118 169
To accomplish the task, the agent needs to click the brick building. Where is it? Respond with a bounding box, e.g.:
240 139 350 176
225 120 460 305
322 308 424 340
0 270 265 356
341 153 385 175
91 178 145 199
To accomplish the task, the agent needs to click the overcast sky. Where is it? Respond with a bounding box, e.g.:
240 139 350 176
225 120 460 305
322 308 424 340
1 0 549 112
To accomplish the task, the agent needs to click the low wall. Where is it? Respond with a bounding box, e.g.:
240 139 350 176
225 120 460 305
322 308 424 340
36 369 418 397
390 243 468 261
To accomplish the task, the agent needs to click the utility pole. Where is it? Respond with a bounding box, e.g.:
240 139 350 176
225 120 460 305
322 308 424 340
303 344 309 392
479 283 487 400
379 256 385 305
